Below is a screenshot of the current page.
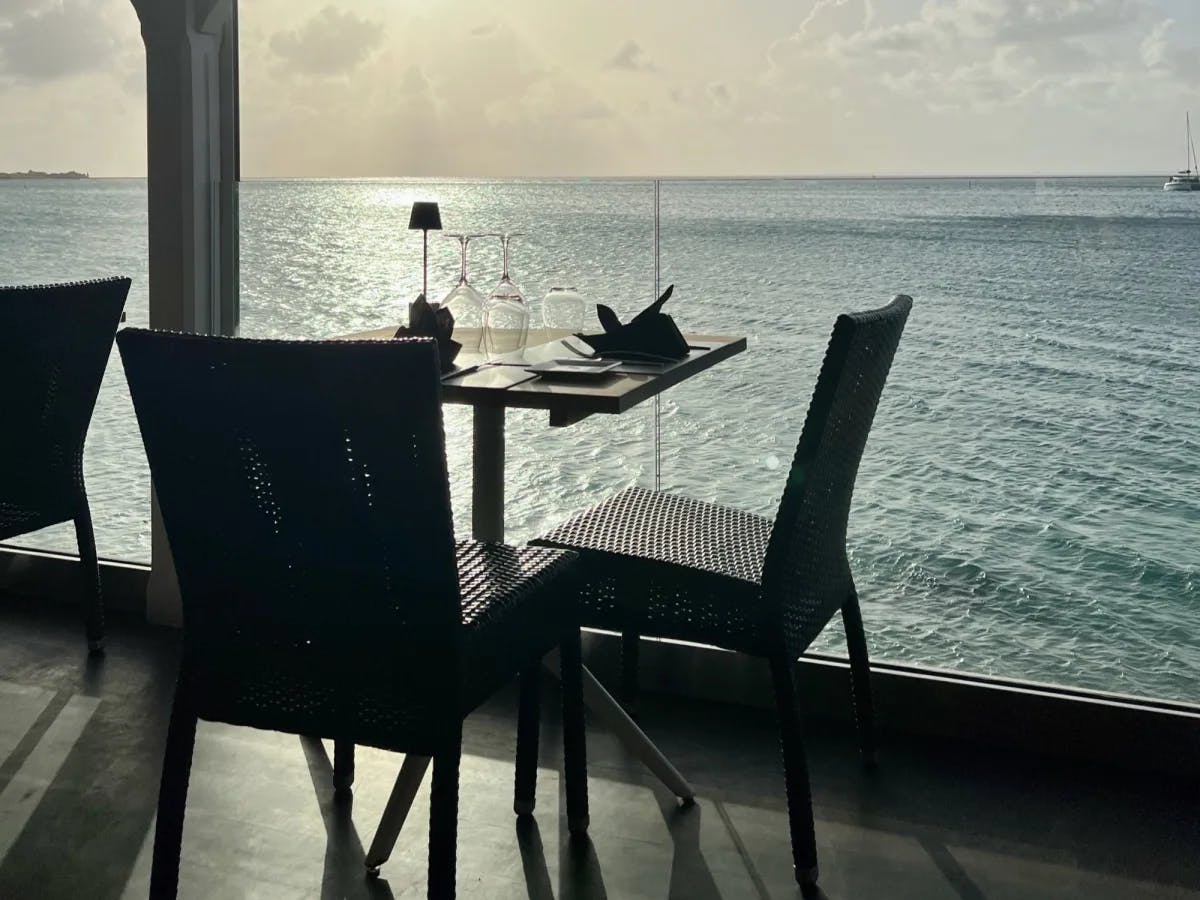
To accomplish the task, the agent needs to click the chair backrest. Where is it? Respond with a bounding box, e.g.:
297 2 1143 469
116 330 462 681
0 277 130 522
760 295 912 657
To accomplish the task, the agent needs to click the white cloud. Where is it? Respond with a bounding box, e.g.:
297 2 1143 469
1141 18 1173 67
767 0 1190 113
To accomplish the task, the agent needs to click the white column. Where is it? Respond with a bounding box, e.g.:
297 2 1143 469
132 0 239 625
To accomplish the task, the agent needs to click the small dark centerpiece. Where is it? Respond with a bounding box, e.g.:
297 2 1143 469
395 294 461 373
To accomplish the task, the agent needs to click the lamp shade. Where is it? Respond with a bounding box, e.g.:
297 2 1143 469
408 201 442 231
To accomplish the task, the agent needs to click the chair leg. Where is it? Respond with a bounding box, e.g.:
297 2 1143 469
769 655 819 888
149 681 198 899
620 630 640 715
73 507 104 654
841 591 877 767
428 745 461 900
559 628 590 836
333 739 355 795
514 664 541 816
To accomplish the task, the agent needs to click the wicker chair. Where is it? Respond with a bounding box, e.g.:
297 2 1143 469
0 277 131 652
532 294 912 888
116 330 588 900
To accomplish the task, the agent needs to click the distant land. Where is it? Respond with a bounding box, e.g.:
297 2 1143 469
0 170 88 180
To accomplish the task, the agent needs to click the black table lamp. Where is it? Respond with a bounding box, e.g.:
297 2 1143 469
408 201 443 300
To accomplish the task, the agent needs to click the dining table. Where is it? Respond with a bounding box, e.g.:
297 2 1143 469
335 325 748 871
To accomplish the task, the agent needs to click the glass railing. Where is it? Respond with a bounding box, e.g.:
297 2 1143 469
4 175 1196 705
239 176 1199 703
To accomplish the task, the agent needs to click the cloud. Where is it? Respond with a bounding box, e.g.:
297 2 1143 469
269 6 384 77
707 82 732 106
1141 18 1173 67
766 0 1183 112
239 12 639 178
0 0 122 82
1140 17 1200 84
605 40 658 72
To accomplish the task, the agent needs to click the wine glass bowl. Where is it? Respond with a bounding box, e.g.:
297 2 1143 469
439 233 487 351
483 232 530 357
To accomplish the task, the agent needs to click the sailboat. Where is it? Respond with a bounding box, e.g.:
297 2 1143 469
1163 112 1200 191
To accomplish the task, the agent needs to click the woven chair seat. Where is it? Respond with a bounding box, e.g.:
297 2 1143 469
458 540 577 710
535 486 774 655
184 539 575 756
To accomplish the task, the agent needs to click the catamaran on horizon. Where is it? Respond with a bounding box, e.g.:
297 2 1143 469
1163 112 1200 191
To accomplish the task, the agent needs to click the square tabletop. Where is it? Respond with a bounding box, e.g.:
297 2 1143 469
339 327 747 427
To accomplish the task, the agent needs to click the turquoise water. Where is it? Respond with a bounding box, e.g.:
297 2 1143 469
2 177 1198 703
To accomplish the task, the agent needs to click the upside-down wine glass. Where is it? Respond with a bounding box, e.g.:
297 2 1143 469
541 286 587 337
439 233 487 351
483 232 530 357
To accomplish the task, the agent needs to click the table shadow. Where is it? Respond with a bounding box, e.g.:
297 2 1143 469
299 736 396 900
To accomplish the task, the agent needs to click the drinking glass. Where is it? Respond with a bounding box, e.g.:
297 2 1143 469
541 286 587 336
439 233 487 351
483 232 530 357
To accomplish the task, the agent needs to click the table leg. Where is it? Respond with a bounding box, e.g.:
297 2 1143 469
472 405 505 542
543 648 695 802
366 753 432 873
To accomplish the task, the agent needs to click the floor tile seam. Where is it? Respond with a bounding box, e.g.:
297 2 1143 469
711 798 772 900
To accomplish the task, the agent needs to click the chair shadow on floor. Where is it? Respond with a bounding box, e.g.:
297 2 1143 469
512 777 834 900
299 736 396 900
517 812 610 900
653 787 832 900
651 788 727 900
295 728 834 900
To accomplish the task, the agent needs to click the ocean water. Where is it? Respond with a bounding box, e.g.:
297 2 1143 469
2 176 1197 703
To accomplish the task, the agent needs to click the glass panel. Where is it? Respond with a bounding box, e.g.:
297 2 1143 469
238 179 658 542
0 179 151 563
659 177 1200 703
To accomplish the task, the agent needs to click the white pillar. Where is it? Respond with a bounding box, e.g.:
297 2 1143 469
133 0 239 625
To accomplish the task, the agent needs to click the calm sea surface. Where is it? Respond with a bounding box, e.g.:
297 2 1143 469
2 176 1198 703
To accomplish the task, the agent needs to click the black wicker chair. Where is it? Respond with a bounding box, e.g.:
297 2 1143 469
116 330 588 900
0 277 131 652
532 294 912 888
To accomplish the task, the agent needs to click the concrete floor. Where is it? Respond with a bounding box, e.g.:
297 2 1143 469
0 596 1197 899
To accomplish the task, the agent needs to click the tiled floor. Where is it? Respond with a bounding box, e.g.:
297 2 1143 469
1 596 1198 899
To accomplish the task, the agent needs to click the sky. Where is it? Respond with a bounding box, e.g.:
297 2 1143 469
1 0 1198 177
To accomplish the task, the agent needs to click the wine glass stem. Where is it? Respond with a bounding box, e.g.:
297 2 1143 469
460 236 469 285
501 235 510 281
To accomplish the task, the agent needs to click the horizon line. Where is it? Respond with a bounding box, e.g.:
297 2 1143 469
27 171 1182 182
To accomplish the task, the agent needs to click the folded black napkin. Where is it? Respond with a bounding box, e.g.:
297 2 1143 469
394 294 461 373
576 285 689 362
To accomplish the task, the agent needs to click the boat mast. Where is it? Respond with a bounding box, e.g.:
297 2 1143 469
1187 112 1192 174
1185 112 1195 174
